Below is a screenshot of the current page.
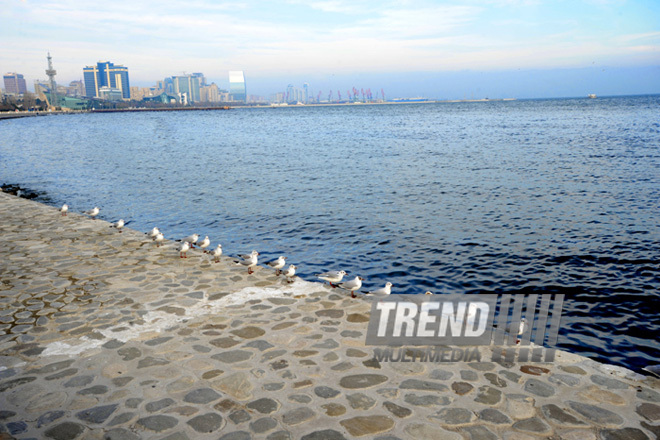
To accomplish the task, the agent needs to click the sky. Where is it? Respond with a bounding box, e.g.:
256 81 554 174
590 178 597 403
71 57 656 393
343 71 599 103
1 0 659 99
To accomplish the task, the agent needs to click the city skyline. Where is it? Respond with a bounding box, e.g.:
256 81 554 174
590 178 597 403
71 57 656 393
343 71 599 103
1 0 659 99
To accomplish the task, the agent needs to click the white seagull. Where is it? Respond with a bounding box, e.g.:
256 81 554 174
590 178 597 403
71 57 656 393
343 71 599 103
84 207 100 219
148 227 160 238
60 204 68 216
366 282 392 296
211 244 223 263
153 232 164 247
339 276 363 298
234 250 259 274
316 270 347 287
283 264 297 283
267 256 287 275
199 236 211 253
113 219 125 233
179 241 190 258
183 233 199 248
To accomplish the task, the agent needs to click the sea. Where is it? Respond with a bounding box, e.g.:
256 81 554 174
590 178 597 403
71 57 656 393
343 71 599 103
1 95 658 375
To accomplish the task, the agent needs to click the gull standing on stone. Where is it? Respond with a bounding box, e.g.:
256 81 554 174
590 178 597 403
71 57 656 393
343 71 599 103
113 219 125 233
60 204 68 216
148 227 160 238
179 241 190 258
267 256 287 275
283 264 297 283
183 233 199 248
339 276 363 298
366 282 392 296
84 207 100 219
199 236 211 253
316 270 347 288
153 232 164 247
234 250 259 274
211 244 223 263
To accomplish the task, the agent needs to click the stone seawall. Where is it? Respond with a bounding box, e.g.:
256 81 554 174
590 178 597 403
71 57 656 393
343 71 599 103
0 192 658 439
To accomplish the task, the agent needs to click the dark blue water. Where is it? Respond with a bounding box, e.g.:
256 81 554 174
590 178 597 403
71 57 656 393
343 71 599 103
1 96 659 374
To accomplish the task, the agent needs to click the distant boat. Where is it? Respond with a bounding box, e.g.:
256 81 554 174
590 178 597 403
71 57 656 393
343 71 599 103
588 94 597 99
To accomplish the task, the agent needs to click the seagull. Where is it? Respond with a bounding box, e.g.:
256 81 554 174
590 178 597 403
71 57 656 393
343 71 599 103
339 276 363 298
113 219 125 233
234 250 259 274
148 227 160 238
283 264 297 283
60 204 68 216
179 241 190 258
424 291 434 295
84 207 100 219
153 232 164 247
366 282 392 296
211 244 223 263
267 256 287 275
183 234 199 248
199 236 211 253
505 318 528 344
316 270 347 288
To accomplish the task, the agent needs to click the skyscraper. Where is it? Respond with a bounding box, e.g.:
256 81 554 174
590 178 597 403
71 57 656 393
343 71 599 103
172 75 201 103
83 61 130 99
3 73 27 95
229 71 246 103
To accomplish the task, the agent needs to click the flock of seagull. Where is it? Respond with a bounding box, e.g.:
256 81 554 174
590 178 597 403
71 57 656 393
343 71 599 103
60 203 437 298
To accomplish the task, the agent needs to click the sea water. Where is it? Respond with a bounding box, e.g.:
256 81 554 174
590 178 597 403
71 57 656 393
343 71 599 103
1 95 658 373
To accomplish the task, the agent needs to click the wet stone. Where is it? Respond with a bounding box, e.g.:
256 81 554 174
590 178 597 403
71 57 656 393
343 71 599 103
78 385 108 395
187 413 224 433
347 393 376 410
312 339 339 349
210 337 241 348
568 401 624 426
7 420 27 435
37 410 66 428
247 398 280 414
339 374 388 389
591 375 628 390
432 407 475 425
102 339 124 349
484 373 507 387
512 417 552 434
315 309 344 318
146 398 176 412
383 401 412 418
400 379 447 392
430 369 453 380
76 404 118 424
479 408 512 424
341 330 362 338
282 407 315 426
212 350 254 363
44 421 85 439
520 365 550 376
340 415 395 437
404 394 451 407
301 429 347 440
541 404 587 426
452 382 474 395
637 387 660 403
636 402 660 421
560 365 587 375
244 340 274 351
315 386 341 399
2 377 38 391
346 313 369 323
271 359 288 370
250 417 277 434
229 410 252 424
524 378 555 397
136 414 179 432
474 386 502 405
549 373 581 387
231 326 266 339
460 370 479 381
293 379 313 389
346 348 368 357
363 358 381 369
289 394 312 404
183 388 221 404
599 427 651 440
322 403 347 417
500 370 522 383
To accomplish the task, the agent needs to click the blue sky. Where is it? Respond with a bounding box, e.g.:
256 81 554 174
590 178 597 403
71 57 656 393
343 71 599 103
2 0 659 99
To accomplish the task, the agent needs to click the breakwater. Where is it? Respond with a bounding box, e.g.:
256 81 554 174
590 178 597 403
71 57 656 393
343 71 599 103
0 192 658 439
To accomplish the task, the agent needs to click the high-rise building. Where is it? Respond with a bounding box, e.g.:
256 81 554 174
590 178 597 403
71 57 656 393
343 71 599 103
303 83 310 103
83 61 130 99
172 75 201 103
229 71 246 103
3 73 27 95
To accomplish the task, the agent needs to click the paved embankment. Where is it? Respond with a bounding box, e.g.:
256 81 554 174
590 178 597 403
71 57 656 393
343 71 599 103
0 191 658 439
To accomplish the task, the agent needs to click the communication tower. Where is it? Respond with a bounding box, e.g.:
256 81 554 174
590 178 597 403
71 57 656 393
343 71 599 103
45 52 58 108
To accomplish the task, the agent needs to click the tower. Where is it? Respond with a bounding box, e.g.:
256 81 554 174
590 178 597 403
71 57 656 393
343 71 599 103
229 71 246 103
45 52 58 107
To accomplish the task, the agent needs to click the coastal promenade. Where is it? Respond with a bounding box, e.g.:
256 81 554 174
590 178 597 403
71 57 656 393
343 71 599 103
0 191 658 439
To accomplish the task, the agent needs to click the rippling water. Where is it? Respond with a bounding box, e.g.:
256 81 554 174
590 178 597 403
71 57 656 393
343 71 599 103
1 96 659 373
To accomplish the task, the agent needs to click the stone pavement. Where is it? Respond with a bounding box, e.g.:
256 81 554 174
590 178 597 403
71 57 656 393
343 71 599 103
0 191 658 440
